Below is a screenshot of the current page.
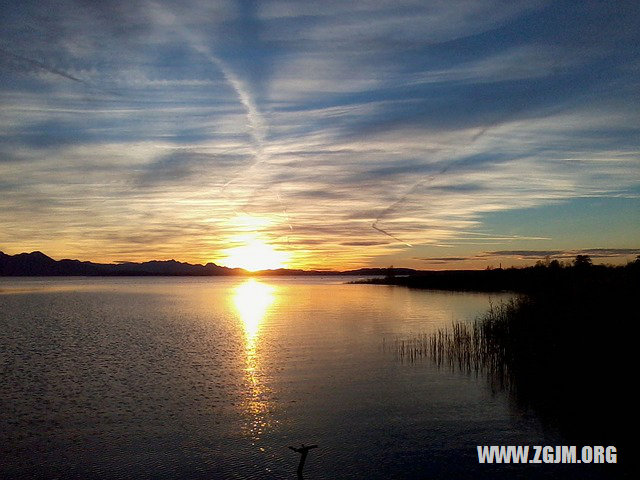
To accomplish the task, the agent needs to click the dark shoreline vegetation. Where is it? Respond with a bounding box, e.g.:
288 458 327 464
355 255 639 293
386 256 637 460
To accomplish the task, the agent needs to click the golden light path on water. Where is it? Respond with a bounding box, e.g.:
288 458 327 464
232 279 277 442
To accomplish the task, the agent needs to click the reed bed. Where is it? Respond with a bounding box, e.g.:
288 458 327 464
381 262 638 448
384 298 530 392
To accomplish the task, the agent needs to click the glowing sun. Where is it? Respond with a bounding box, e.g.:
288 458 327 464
220 239 290 271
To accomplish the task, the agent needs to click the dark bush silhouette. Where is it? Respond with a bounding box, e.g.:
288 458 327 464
389 260 636 473
573 254 592 268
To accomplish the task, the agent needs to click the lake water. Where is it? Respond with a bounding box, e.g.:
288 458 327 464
0 277 614 479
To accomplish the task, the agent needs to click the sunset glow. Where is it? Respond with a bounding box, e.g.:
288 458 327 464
0 1 638 269
219 239 290 271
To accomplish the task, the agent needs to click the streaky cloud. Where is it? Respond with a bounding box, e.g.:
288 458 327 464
147 3 268 186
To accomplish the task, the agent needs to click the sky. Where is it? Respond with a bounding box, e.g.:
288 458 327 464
1 0 639 270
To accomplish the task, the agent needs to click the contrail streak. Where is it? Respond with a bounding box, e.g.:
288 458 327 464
190 44 266 148
0 47 86 83
148 3 292 236
149 3 270 199
371 223 413 247
372 165 449 246
1 46 123 98
148 3 266 155
196 48 270 202
371 94 539 246
199 51 267 191
276 190 294 232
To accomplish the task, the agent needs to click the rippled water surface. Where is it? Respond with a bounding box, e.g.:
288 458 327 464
1 277 586 479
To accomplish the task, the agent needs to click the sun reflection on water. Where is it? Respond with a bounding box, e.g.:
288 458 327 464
233 279 275 345
232 279 276 440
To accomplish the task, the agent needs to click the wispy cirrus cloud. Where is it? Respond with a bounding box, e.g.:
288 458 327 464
0 0 638 268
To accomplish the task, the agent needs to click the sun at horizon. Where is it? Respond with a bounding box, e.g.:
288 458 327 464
218 239 290 271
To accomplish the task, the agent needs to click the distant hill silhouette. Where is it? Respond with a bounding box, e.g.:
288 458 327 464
0 250 417 277
0 251 242 276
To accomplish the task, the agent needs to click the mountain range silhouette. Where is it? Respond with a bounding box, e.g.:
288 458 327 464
0 251 416 277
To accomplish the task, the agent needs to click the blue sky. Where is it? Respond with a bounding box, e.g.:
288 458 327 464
1 0 638 269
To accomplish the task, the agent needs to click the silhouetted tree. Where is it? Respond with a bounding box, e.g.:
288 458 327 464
385 265 395 279
573 255 592 268
549 259 561 269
